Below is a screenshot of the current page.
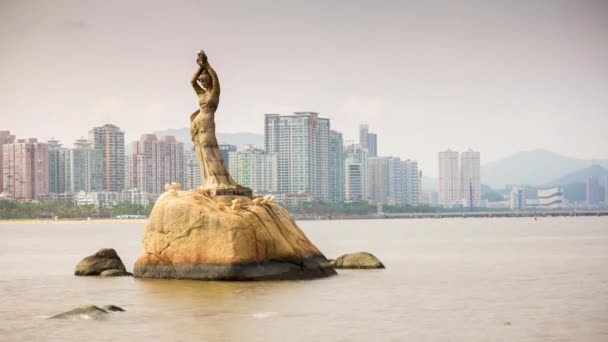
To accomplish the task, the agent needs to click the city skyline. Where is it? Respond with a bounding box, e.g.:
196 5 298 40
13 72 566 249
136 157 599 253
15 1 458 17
1 111 426 208
2 1 608 176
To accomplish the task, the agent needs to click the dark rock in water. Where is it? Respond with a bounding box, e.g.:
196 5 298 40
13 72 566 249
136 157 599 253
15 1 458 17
330 252 385 269
102 305 125 312
49 305 108 319
99 269 133 277
75 248 127 276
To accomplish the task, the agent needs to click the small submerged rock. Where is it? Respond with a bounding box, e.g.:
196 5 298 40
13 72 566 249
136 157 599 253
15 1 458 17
74 248 128 276
103 305 126 312
100 269 133 277
329 252 385 269
49 305 125 319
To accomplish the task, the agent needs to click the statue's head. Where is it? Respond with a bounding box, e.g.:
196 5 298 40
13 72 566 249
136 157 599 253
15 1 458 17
198 70 212 89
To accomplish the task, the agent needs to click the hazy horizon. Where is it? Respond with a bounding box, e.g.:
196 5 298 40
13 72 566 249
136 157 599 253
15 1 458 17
2 0 607 176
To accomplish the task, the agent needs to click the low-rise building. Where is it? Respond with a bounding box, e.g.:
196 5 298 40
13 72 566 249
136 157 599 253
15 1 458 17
74 191 119 207
121 188 150 206
527 187 565 209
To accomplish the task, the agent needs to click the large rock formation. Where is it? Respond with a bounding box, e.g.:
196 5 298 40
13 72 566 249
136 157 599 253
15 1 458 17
133 191 336 280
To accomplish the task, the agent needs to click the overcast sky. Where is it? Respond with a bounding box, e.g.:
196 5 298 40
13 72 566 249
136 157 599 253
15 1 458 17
1 0 607 176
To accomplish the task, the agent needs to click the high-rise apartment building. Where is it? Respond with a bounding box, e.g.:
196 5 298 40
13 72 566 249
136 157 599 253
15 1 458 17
460 149 481 207
0 131 15 194
127 134 184 195
368 133 377 157
126 134 157 193
404 159 420 206
438 149 459 206
219 145 237 171
89 124 125 192
159 136 185 188
329 130 344 203
184 146 202 190
510 186 526 210
358 124 378 157
387 157 404 205
359 125 369 151
47 140 71 194
368 157 389 205
369 156 419 206
344 142 369 201
264 112 330 201
228 145 277 193
586 175 601 207
344 156 364 201
2 138 49 201
70 139 103 193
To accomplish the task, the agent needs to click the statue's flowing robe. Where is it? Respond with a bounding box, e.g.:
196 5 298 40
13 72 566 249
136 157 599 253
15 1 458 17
190 93 239 190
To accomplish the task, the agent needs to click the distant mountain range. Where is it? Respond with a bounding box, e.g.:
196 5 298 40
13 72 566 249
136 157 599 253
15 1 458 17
154 128 264 148
481 149 608 188
143 130 608 191
545 164 608 186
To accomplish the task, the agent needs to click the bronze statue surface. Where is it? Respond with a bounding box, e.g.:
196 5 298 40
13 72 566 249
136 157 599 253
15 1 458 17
190 50 251 197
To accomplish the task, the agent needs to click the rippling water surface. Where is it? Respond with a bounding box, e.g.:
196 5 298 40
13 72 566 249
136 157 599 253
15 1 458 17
1 217 607 341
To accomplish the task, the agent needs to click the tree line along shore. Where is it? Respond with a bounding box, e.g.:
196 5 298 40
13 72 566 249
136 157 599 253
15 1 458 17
0 200 437 220
3 200 605 221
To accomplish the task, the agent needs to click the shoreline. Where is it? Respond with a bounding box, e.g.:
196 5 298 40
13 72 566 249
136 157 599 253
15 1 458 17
0 219 148 225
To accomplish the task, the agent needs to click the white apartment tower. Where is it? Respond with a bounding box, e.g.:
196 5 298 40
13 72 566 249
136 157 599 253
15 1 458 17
368 157 389 205
264 112 330 201
510 186 526 210
359 124 369 151
184 146 202 190
369 156 419 206
404 159 420 206
438 149 481 207
344 156 364 201
344 142 370 201
329 130 345 203
460 149 481 207
438 149 460 206
359 124 378 157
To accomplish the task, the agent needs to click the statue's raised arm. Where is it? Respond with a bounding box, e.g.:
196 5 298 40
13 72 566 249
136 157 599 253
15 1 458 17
191 65 205 95
203 57 220 96
190 50 220 96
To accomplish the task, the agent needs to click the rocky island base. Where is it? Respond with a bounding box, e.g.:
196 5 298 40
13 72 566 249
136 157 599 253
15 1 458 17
133 190 336 280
